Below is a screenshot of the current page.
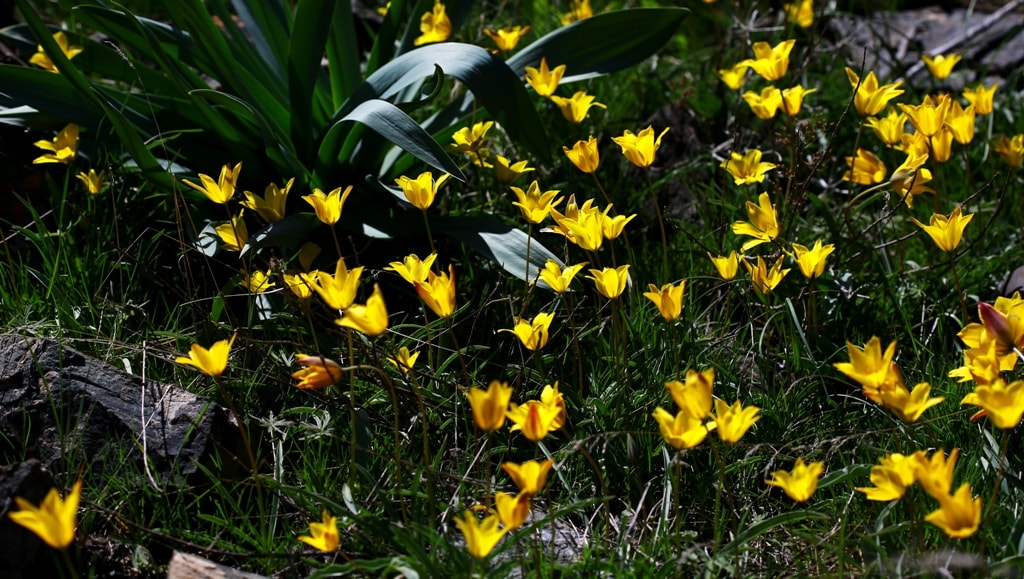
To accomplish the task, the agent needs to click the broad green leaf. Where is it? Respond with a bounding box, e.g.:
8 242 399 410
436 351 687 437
230 0 289 78
289 0 335 161
240 213 322 257
436 215 565 283
0 65 105 127
327 1 360 109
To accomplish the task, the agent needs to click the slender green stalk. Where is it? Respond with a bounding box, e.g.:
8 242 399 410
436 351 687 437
949 253 968 323
421 209 436 254
644 170 669 280
979 428 1011 558
60 547 80 579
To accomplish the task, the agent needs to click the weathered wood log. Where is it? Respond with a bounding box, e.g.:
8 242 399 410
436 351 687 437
167 551 268 579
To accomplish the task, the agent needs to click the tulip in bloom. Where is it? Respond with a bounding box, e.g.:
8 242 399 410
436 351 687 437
454 511 507 559
524 57 566 98
561 0 593 25
334 284 389 336
899 95 951 138
909 205 973 253
666 368 714 420
242 178 293 223
713 399 760 443
914 448 959 500
781 85 817 116
865 108 908 147
926 484 981 538
33 123 78 165
450 121 494 155
833 337 901 403
540 383 566 429
922 53 962 80
415 264 457 318
765 458 824 502
962 379 1024 429
495 491 530 530
413 1 450 46
298 510 340 552
644 281 686 321
76 169 104 195
386 252 437 285
962 83 997 115
784 0 814 28
563 136 600 173
944 101 976 145
501 312 554 351
537 259 586 293
239 269 275 293
742 86 783 120
284 272 316 300
292 354 344 389
745 39 796 81
587 265 630 299
559 208 604 251
994 134 1024 168
845 68 904 117
550 91 606 124
502 459 554 496
843 148 886 185
396 171 450 211
511 181 563 224
856 453 918 501
880 381 945 423
506 400 561 441
466 380 513 432
30 31 84 73
612 126 670 168
708 251 740 280
720 149 777 185
600 209 635 240
889 152 933 208
176 333 237 377
652 407 713 449
386 346 420 372
493 155 534 184
9 478 82 549
302 185 352 226
215 211 248 252
744 255 790 294
930 127 954 163
312 258 364 310
790 240 834 279
716 61 749 90
484 25 530 52
731 192 779 251
182 162 241 204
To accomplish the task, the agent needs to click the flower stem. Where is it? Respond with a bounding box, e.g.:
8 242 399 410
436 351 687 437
979 428 1010 558
645 170 670 280
421 210 436 255
949 253 968 323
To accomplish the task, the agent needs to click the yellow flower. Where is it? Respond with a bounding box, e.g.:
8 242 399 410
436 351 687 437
9 478 82 549
962 83 997 115
746 39 796 81
865 108 908 147
914 448 959 500
377 2 390 16
744 255 790 294
845 68 904 117
76 169 104 194
789 240 834 279
239 269 275 293
651 407 713 449
731 192 779 251
712 399 760 444
665 368 714 420
466 380 513 432
283 272 316 300
33 123 78 165
930 127 954 163
386 252 438 285
298 510 339 552
780 85 817 116
922 53 962 80
909 204 973 253
611 125 670 168
454 511 507 559
993 134 1024 168
506 400 561 442
880 382 946 423
292 354 344 389
899 131 931 158
524 57 566 98
484 25 530 52
500 311 555 351
242 178 293 223
183 162 241 205
302 185 353 226
493 155 534 184
742 86 783 120
311 257 364 310
925 484 981 539
643 281 686 321
708 251 740 281
899 95 950 138
540 383 566 429
561 0 593 25
856 453 918 501
215 211 248 252
558 206 605 251
833 337 901 402
536 259 586 293
720 149 777 185
175 333 237 377
889 151 933 208
386 346 420 372
765 458 824 503
600 209 635 240
587 265 630 299
334 284 389 336
510 180 563 224
784 0 814 28
963 379 1024 429
415 264 457 318
395 171 450 210
550 91 606 124
565 136 602 174
843 148 886 185
414 1 451 46
494 491 530 530
29 31 83 73
716 61 749 90
502 459 554 496
944 101 975 145
450 121 494 155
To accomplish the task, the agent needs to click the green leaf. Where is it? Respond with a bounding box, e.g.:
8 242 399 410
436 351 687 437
289 0 335 161
327 1 361 109
716 510 829 559
241 213 322 257
230 0 290 78
436 215 565 283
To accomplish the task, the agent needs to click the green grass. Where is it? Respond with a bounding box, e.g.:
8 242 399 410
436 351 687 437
2 0 1024 576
